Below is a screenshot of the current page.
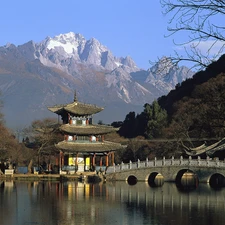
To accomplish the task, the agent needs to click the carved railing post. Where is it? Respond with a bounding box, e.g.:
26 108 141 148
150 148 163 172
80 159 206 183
197 156 201 166
137 159 140 168
180 156 183 165
113 163 116 172
188 156 192 166
206 156 210 167
162 156 165 166
129 160 132 169
120 162 124 170
145 158 148 167
171 156 174 165
216 158 219 167
154 157 157 166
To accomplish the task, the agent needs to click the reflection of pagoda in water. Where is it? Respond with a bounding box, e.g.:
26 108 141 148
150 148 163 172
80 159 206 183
48 92 122 173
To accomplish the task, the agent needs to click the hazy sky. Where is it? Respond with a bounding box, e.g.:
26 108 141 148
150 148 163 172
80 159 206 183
0 0 196 69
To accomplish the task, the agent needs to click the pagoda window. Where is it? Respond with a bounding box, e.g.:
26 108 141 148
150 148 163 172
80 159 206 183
68 135 73 141
91 135 96 142
97 135 102 142
72 118 77 125
82 119 86 126
76 136 89 141
76 120 82 125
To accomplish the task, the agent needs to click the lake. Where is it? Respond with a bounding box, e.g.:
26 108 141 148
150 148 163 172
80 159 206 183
0 180 225 225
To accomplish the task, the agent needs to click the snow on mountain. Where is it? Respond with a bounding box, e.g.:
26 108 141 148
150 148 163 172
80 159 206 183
145 57 194 93
105 67 152 104
36 32 139 74
0 32 195 129
35 33 192 97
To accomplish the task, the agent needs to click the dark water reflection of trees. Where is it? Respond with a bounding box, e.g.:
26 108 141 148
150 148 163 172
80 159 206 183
0 180 225 225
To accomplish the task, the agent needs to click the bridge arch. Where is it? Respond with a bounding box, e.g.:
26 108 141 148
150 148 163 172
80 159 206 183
147 172 164 187
208 173 225 188
175 169 199 188
126 175 138 185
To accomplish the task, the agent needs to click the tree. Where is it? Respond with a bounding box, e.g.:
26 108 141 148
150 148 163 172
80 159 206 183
0 91 4 124
160 0 225 70
164 73 225 141
25 118 62 172
0 123 31 167
118 112 137 138
142 101 168 139
191 73 225 137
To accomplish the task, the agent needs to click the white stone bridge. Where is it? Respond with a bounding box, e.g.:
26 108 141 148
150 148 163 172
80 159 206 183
105 156 225 186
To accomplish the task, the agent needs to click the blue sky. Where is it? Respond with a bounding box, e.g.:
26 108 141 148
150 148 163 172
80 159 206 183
0 0 189 69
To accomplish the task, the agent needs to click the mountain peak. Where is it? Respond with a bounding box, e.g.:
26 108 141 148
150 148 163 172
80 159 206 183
44 32 86 55
35 32 139 73
0 32 195 129
54 32 85 42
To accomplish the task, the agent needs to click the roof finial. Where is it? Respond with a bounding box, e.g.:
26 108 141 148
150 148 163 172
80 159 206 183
74 90 77 102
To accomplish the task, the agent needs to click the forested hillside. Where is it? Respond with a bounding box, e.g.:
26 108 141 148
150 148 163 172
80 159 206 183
116 55 225 161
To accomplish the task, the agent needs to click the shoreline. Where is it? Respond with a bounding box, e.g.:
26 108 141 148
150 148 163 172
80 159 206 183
0 172 101 182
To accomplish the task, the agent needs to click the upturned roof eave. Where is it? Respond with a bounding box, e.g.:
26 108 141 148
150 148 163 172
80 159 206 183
55 141 122 153
48 101 104 116
59 124 118 135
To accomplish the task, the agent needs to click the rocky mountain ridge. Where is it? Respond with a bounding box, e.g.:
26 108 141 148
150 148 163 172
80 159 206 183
0 32 194 130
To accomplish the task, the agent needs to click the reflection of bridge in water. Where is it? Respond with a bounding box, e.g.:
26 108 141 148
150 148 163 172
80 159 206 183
2 180 225 225
107 182 225 210
105 156 225 187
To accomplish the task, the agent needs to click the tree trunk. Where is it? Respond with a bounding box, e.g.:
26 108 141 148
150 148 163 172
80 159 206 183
27 159 33 174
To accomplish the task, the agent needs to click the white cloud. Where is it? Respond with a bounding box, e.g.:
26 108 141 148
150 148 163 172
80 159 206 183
177 40 225 57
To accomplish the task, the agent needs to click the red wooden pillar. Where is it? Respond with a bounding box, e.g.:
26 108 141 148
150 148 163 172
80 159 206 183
105 153 109 167
61 152 64 168
100 156 103 167
111 152 115 166
75 153 78 166
55 154 59 166
68 113 70 124
59 151 64 170
92 154 96 167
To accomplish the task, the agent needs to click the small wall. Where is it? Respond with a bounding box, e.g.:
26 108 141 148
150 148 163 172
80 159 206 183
17 167 28 174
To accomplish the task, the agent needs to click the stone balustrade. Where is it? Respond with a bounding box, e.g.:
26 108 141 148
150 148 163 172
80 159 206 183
106 156 225 174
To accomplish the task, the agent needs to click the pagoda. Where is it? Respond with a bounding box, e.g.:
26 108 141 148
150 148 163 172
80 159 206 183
48 92 122 174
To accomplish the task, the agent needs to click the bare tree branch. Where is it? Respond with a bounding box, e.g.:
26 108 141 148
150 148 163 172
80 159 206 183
160 0 225 70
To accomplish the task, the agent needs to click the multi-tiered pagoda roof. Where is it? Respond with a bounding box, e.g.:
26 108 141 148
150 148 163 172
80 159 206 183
48 93 122 172
48 94 104 116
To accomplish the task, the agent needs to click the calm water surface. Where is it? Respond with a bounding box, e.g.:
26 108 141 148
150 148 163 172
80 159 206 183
0 180 225 225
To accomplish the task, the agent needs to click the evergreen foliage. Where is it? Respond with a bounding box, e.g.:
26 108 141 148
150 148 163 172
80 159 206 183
142 101 168 139
118 101 168 139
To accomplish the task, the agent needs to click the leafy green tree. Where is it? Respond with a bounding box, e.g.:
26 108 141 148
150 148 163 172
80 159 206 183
119 112 137 138
142 101 168 139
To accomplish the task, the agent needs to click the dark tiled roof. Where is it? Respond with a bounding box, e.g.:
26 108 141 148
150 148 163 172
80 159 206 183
60 124 118 135
182 137 225 157
55 141 122 153
48 100 104 116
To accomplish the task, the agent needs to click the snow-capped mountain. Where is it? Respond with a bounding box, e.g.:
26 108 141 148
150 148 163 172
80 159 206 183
145 57 194 93
36 32 139 73
0 32 193 129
